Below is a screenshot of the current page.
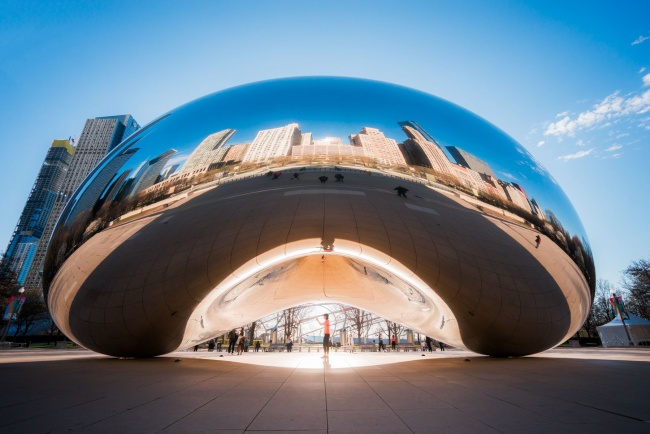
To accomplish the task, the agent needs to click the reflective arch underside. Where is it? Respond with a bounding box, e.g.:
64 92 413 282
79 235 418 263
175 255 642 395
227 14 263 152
48 171 590 357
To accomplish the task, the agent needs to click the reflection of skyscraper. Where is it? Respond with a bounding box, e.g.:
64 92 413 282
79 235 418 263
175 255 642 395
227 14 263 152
530 198 546 221
129 149 178 197
291 135 365 161
3 140 74 284
242 123 301 163
24 115 139 291
300 132 312 146
349 127 406 166
446 146 497 180
181 129 235 174
65 147 140 225
500 181 532 211
222 144 250 163
398 123 453 174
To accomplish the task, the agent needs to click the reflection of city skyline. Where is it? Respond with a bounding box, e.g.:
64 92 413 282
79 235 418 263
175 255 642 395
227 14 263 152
140 120 547 222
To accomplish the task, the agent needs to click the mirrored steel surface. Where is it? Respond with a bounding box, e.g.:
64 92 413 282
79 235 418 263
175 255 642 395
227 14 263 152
44 77 594 357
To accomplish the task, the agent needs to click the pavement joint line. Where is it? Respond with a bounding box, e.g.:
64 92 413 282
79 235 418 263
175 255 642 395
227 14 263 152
574 401 648 423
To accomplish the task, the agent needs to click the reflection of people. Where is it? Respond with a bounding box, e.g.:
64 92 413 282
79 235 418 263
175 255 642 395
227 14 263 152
292 173 300 180
378 333 384 351
318 175 328 183
535 235 541 249
335 173 344 182
208 338 215 352
255 340 261 352
438 341 445 351
317 314 331 357
286 336 293 352
425 336 433 352
394 186 409 198
391 335 397 350
272 172 281 180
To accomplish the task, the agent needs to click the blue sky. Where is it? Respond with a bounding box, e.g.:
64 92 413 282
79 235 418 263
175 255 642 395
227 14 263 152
1 0 648 287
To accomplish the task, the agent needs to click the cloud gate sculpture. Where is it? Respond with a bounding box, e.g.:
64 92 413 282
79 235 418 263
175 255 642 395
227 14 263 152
44 77 595 357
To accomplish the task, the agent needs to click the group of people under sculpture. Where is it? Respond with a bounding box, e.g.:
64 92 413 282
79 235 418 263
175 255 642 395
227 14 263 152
217 314 445 355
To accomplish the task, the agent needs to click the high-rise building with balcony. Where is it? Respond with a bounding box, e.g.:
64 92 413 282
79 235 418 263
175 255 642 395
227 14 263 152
23 115 139 291
3 140 74 284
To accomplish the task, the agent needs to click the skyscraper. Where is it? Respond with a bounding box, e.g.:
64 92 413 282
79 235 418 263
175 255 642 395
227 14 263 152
3 140 74 284
349 127 406 166
180 129 235 174
398 123 454 174
23 115 139 291
242 123 301 163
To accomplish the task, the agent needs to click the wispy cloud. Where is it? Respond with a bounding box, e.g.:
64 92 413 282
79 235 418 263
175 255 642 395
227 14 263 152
632 35 649 46
544 80 650 137
558 149 594 161
605 145 622 152
643 73 650 87
556 111 570 118
576 139 585 146
641 67 647 74
537 140 545 147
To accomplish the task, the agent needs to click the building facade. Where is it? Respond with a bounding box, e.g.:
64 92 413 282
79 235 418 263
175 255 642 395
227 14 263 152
349 127 406 166
242 123 302 163
3 140 74 284
23 115 139 291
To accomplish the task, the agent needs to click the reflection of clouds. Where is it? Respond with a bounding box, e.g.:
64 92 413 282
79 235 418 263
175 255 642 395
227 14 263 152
605 145 622 152
163 153 190 173
499 172 519 181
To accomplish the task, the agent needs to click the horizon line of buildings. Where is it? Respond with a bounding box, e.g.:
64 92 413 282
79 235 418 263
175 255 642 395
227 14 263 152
3 115 545 294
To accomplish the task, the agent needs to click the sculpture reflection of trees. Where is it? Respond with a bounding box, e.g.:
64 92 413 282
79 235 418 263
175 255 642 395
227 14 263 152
622 259 650 320
344 307 372 346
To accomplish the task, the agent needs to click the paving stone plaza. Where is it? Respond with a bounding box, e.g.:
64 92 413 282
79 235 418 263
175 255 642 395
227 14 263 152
1 347 649 433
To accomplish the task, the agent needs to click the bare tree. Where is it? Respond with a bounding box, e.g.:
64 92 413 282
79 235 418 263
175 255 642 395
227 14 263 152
345 307 371 346
584 279 615 337
622 258 650 320
283 305 310 342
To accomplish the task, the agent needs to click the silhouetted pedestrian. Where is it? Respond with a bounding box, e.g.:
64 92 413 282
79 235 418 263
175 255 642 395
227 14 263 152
394 186 409 198
334 173 344 182
237 328 245 355
439 341 445 351
255 340 261 352
535 235 541 249
391 335 397 351
228 329 237 354
425 336 433 352
292 173 300 180
208 338 215 352
319 175 328 183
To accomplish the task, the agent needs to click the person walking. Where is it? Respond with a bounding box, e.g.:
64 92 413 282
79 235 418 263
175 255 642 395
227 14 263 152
394 186 409 198
227 329 237 354
391 335 397 351
236 328 245 355
535 234 541 249
317 314 331 358
425 336 433 352
438 341 445 351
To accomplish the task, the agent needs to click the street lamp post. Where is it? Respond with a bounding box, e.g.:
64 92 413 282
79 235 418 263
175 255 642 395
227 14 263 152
1 287 26 343
610 289 634 346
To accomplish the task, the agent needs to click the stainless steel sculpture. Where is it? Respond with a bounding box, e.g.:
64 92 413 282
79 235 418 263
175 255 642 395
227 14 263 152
44 77 595 357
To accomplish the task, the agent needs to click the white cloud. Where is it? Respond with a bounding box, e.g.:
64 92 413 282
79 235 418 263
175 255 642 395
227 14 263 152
544 88 650 137
632 35 649 45
558 148 594 161
537 140 545 147
644 73 650 87
576 139 585 146
641 67 647 74
556 111 570 118
605 145 622 152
